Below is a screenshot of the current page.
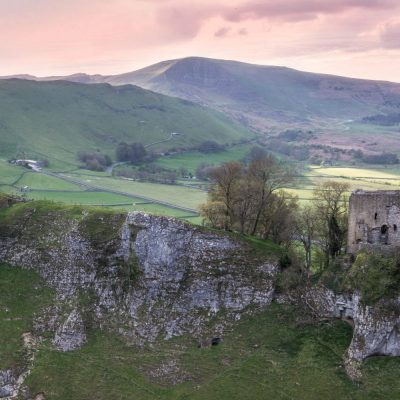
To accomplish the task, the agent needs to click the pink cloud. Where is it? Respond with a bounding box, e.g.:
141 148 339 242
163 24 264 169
214 27 231 38
0 0 399 81
380 20 400 48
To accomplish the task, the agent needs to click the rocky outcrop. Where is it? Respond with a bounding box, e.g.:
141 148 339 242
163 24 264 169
284 284 400 380
0 370 16 398
53 309 86 352
0 333 37 399
0 209 278 351
345 295 400 379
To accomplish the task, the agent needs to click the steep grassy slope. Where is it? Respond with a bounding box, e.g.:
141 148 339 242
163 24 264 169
0 79 252 163
0 265 54 370
1 267 400 400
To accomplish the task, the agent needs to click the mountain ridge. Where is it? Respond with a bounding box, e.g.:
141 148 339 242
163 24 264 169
4 56 400 131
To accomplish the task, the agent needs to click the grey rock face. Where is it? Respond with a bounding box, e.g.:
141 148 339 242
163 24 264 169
346 295 400 359
53 309 87 351
0 370 16 398
0 211 278 351
286 285 400 379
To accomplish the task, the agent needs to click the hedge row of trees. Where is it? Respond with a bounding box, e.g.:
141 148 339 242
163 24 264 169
200 156 349 270
77 151 112 171
116 142 148 165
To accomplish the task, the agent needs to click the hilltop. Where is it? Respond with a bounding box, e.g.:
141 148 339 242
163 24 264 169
7 57 400 132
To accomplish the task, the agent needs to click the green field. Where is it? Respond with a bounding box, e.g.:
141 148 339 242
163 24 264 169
154 145 253 173
288 166 400 201
0 159 26 185
26 191 139 206
2 156 400 217
0 266 393 400
16 172 84 191
70 175 207 210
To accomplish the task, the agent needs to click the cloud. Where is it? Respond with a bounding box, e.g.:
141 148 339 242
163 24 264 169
156 0 399 41
214 26 231 37
221 0 397 23
380 20 400 48
238 28 248 35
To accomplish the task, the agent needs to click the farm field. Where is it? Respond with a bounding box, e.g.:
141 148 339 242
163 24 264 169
0 160 26 185
2 157 400 217
69 175 207 210
287 166 400 201
153 144 253 173
16 172 84 191
26 191 140 206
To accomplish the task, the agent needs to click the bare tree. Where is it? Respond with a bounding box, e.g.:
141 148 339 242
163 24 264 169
312 182 349 267
247 155 292 235
208 161 242 230
294 205 318 270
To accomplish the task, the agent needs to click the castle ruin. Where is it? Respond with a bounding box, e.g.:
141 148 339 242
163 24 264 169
347 190 400 253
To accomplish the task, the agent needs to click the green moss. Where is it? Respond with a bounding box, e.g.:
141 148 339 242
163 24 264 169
78 210 126 248
343 251 400 305
239 235 283 257
317 257 349 293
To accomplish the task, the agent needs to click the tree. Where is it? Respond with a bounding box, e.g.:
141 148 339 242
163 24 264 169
312 182 349 268
200 156 294 240
199 201 228 230
116 142 147 165
294 205 318 270
208 161 242 230
247 155 292 235
259 191 298 246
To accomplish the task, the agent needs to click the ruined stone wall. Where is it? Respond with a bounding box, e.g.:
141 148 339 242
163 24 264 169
347 190 400 253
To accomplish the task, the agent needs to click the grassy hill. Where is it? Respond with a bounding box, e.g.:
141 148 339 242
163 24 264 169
7 57 400 131
107 57 400 125
0 79 253 165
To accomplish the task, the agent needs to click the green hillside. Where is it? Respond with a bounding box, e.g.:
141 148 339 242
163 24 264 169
2 264 400 399
0 79 253 165
7 57 400 131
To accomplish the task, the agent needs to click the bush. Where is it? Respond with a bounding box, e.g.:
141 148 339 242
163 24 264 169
77 151 112 171
116 142 147 165
344 251 400 305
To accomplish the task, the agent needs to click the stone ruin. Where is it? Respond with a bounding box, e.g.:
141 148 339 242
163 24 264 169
347 190 400 254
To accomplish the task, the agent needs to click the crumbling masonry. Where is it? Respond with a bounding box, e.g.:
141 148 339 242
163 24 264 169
347 190 400 253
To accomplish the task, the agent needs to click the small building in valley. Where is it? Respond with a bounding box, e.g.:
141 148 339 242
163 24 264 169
347 190 400 253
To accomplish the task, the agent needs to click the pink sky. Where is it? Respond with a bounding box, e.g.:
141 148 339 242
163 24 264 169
1 0 400 82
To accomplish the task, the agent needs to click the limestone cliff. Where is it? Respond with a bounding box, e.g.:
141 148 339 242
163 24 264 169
2 201 400 394
285 284 400 380
0 205 277 352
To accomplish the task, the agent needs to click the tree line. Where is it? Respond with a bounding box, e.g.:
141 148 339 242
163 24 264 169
200 155 349 272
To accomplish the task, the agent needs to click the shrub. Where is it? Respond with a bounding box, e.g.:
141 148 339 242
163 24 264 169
344 251 400 305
